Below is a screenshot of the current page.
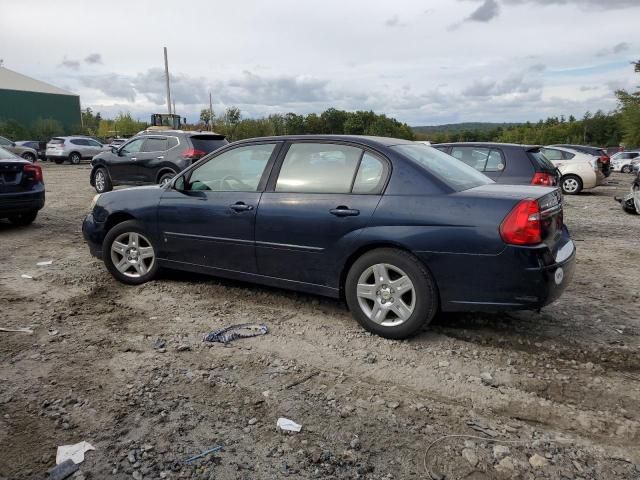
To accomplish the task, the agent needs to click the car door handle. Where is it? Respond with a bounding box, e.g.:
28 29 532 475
156 156 164 159
230 202 254 212
330 206 360 217
131 157 137 161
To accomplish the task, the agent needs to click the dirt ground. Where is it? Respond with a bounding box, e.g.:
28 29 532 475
1 162 639 480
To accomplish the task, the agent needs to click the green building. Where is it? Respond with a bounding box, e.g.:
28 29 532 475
0 66 81 130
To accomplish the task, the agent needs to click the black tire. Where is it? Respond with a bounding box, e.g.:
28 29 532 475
8 211 38 226
54 158 64 165
622 165 632 174
69 152 81 165
21 152 36 162
345 248 438 339
560 174 583 195
94 167 113 193
158 171 176 187
102 220 159 285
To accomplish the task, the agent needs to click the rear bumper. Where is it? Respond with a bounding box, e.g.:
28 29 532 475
419 229 576 312
0 188 45 218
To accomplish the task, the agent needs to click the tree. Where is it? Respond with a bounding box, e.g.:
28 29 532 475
615 60 640 146
200 108 214 126
222 107 242 140
81 107 101 135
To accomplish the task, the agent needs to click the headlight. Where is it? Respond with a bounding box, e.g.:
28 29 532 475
89 194 101 212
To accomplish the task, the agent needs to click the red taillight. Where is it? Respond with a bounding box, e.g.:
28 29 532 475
531 172 556 186
23 163 43 183
599 155 609 164
500 199 541 245
182 148 206 160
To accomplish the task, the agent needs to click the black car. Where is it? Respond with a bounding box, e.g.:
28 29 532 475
549 144 611 177
432 142 560 187
0 146 45 226
83 135 574 340
16 141 46 160
89 130 228 193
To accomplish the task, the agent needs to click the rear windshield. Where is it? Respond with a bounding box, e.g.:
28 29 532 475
391 144 493 191
49 138 65 145
528 150 556 171
189 135 228 154
0 147 19 160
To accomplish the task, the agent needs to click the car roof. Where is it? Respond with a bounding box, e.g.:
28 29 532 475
231 135 415 148
433 142 541 149
139 129 225 137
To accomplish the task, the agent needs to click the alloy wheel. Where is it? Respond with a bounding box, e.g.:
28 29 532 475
562 177 579 194
95 170 106 192
110 232 155 278
356 263 415 327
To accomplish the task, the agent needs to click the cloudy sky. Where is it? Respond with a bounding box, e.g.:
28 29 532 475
1 0 639 125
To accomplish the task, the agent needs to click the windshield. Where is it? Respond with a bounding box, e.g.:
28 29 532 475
391 143 493 191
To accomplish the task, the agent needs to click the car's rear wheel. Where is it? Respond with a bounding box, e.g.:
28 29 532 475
345 248 438 339
8 211 38 226
561 175 583 195
94 168 113 193
622 165 632 174
158 171 176 187
69 152 81 165
103 220 158 285
21 152 36 162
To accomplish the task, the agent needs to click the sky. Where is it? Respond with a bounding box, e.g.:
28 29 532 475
1 0 639 126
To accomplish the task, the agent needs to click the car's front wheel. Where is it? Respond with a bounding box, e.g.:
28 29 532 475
8 211 38 226
94 168 113 193
561 175 583 195
345 248 438 339
102 220 159 285
69 152 82 165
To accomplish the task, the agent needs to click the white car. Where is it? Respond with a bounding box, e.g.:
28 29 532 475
610 151 640 173
541 146 605 194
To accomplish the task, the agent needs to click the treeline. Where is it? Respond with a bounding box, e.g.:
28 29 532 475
416 111 624 147
197 107 415 142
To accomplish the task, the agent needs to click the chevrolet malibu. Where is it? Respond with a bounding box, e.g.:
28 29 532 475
83 135 575 339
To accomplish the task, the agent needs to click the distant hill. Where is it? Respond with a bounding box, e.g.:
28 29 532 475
412 122 522 134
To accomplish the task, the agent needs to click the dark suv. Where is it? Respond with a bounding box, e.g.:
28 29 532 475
432 143 560 187
89 130 227 193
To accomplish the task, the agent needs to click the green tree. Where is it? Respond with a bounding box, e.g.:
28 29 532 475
615 60 640 146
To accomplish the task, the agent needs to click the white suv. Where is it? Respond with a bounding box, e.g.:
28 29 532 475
541 146 605 194
46 136 108 164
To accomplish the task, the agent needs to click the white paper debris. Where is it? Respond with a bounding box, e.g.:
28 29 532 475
0 327 33 334
37 260 53 266
21 274 33 279
276 417 302 433
56 441 95 465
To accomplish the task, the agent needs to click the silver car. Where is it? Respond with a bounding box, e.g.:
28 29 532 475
46 136 108 164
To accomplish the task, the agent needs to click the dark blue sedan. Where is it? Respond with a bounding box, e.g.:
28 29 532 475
83 136 575 339
0 146 45 226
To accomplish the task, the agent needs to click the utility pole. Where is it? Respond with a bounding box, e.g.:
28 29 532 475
209 92 214 132
164 47 172 115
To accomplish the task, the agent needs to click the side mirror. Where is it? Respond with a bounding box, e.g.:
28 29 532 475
110 146 118 153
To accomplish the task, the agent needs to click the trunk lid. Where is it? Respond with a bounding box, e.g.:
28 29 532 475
0 160 29 193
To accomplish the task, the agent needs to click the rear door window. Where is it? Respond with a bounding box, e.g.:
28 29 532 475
541 148 563 161
450 146 490 171
275 143 363 194
71 139 87 146
167 137 179 149
142 137 168 152
352 152 386 194
189 135 227 154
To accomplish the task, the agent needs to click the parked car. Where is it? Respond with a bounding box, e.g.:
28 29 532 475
610 151 640 173
0 146 45 226
15 141 46 160
89 130 228 193
432 142 560 186
83 136 575 339
549 144 611 177
46 136 108 164
0 135 39 162
540 146 604 194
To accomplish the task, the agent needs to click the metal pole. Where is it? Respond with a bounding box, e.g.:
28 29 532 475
209 92 214 132
164 47 172 115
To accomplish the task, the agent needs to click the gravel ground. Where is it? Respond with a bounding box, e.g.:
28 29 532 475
1 163 639 480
